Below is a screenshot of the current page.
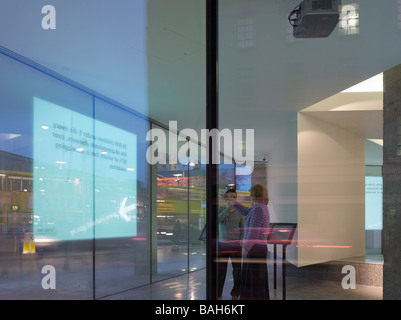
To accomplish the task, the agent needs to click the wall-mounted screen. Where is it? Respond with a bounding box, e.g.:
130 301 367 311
365 176 383 230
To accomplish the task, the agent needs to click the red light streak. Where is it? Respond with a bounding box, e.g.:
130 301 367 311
296 245 352 248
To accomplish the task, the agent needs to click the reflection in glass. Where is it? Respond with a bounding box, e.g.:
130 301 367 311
189 142 207 272
94 98 150 298
152 125 189 281
0 52 95 299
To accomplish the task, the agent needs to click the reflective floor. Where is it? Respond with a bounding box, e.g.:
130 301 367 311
101 257 383 300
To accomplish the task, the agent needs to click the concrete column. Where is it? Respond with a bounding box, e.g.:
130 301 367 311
383 64 401 299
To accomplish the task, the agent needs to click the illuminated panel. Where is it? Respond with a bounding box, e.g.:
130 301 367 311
365 176 383 230
33 97 137 241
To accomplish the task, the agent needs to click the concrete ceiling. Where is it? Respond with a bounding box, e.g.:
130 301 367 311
0 0 400 162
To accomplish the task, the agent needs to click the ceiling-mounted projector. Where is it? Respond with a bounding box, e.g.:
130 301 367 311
288 0 341 38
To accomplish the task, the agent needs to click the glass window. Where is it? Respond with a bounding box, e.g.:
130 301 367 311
151 124 189 282
188 141 207 272
215 0 393 300
93 98 151 298
0 54 152 300
0 0 206 300
0 52 94 299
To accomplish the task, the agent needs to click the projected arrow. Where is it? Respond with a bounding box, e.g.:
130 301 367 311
118 197 136 222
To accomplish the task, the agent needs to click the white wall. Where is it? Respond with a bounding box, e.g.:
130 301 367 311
297 112 366 266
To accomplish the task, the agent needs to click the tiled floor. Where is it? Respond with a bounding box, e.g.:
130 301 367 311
101 260 383 300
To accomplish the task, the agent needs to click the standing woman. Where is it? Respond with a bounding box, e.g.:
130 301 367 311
222 184 270 300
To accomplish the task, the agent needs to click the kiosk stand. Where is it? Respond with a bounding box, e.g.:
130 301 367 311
267 223 297 300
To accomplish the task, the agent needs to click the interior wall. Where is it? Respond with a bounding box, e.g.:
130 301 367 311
297 112 366 267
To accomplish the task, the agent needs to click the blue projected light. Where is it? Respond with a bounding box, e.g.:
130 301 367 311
365 176 383 230
33 97 137 241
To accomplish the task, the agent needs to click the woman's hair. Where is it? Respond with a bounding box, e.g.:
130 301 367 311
250 184 269 204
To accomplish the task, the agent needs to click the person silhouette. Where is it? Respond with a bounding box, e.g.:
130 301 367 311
222 184 270 300
217 189 244 300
